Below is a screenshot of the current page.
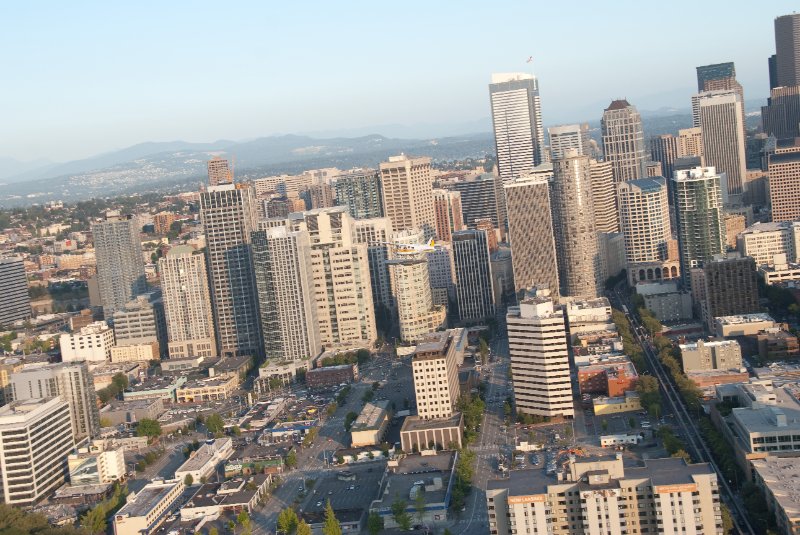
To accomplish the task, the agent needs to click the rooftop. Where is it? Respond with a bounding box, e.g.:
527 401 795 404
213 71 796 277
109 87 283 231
606 99 632 111
400 413 463 433
715 313 775 325
731 385 800 435
739 221 796 235
117 480 180 518
679 339 740 351
352 401 390 432
176 438 232 474
751 457 800 518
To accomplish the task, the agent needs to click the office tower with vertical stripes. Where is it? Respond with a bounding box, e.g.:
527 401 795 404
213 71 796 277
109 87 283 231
0 257 30 326
92 212 146 318
650 134 678 181
432 189 464 242
200 183 262 358
601 100 647 183
693 90 747 200
768 139 800 222
452 230 495 322
207 156 233 186
588 159 619 234
379 155 436 239
489 73 545 180
775 13 800 87
548 124 590 160
158 246 218 359
551 151 600 298
763 14 800 140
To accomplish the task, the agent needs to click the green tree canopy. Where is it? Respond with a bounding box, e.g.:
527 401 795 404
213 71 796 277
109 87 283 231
277 508 299 534
205 413 225 436
296 520 312 535
322 500 342 535
367 511 384 535
136 418 162 439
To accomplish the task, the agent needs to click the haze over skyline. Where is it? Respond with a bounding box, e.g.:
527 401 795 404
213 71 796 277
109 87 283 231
3 1 796 162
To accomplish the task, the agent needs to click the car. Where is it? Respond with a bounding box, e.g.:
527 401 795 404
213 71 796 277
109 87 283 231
316 501 323 507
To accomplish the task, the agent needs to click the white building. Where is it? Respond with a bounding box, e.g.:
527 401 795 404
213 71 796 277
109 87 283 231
737 221 800 267
60 321 115 363
389 256 446 343
507 290 573 418
113 479 185 535
68 440 126 484
0 398 74 506
174 438 234 483
412 330 463 420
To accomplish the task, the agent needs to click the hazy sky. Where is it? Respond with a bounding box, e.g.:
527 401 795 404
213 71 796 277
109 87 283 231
2 1 796 162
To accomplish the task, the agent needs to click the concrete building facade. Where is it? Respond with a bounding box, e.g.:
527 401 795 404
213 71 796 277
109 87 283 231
379 155 436 239
601 99 647 183
92 213 146 318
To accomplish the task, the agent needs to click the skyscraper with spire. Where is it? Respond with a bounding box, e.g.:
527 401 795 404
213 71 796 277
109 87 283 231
489 73 545 180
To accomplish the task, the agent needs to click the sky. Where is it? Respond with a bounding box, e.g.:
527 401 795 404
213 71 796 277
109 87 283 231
1 1 797 162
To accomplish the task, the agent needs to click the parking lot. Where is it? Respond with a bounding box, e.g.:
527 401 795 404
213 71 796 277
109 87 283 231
300 464 384 514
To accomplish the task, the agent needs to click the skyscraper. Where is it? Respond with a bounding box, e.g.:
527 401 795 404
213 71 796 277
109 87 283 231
775 13 800 87
617 177 677 285
601 99 647 183
432 189 464 242
588 159 619 233
489 72 545 179
379 155 436 239
452 230 495 323
650 134 678 181
251 225 321 361
768 139 800 222
333 170 383 219
158 246 217 359
676 127 704 160
507 290 573 418
9 361 100 442
388 256 446 343
696 62 746 128
693 90 747 199
672 167 726 288
0 257 30 327
306 182 336 209
504 168 559 296
92 212 146 318
200 183 262 358
762 85 800 140
352 218 395 325
113 293 167 357
548 124 590 160
207 156 233 186
290 208 377 348
447 173 501 229
551 151 600 298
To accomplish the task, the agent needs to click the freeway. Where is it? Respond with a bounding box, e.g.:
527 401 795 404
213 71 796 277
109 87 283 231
611 284 755 535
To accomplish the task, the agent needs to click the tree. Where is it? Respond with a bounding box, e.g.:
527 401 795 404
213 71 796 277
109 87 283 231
205 413 225 437
111 372 129 392
322 500 342 535
478 338 489 364
671 449 692 463
136 418 162 439
237 510 251 529
296 520 312 535
277 508 299 534
184 473 194 486
285 450 298 469
367 511 384 535
210 528 219 535
414 487 426 524
391 499 411 531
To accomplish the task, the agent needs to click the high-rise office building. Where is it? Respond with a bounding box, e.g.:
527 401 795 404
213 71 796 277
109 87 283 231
426 245 455 306
676 127 704 160
432 189 464 242
207 156 233 186
672 167 726 288
486 456 723 535
251 225 321 361
696 62 746 128
489 73 545 179
158 246 217 359
693 90 747 199
333 170 383 219
452 230 495 323
504 168 559 296
775 13 800 87
448 173 502 229
0 257 30 327
588 159 619 234
548 124 590 160
650 134 678 181
768 139 800 222
379 155 436 239
290 208 377 348
306 182 336 209
92 212 146 318
0 398 73 507
507 290 573 418
200 183 262 358
411 331 461 420
388 257 446 343
551 152 600 298
601 99 647 183
353 218 395 322
762 85 800 139
8 361 100 442
617 177 677 285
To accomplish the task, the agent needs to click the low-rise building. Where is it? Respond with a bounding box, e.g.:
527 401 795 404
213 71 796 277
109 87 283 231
599 434 642 447
175 375 238 403
209 354 252 383
180 475 271 521
113 479 185 535
123 375 186 402
92 362 142 391
576 356 638 397
306 364 358 389
485 455 723 535
759 258 800 286
679 339 742 372
60 321 115 363
564 297 615 335
635 280 694 322
110 342 158 363
400 413 464 453
99 398 166 427
351 400 391 448
591 392 641 415
68 440 126 484
160 356 207 374
174 438 234 483
714 313 777 337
